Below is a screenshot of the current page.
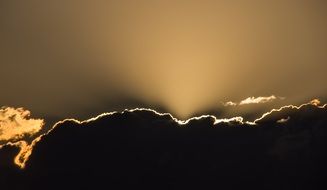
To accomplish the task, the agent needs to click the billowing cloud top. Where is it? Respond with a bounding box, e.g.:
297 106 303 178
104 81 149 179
0 100 326 189
0 107 44 142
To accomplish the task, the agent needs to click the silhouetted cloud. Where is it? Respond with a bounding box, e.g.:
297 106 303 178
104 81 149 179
0 100 326 189
254 98 326 124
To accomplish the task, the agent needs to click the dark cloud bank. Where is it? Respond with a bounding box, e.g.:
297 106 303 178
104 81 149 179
1 102 327 190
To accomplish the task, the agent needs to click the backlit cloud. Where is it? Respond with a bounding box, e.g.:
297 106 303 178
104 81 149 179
0 99 326 172
0 99 325 189
276 116 290 123
223 95 283 107
222 101 238 106
0 107 44 142
239 95 279 105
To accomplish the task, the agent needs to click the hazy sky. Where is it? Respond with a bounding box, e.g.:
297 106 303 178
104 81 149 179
1 0 326 119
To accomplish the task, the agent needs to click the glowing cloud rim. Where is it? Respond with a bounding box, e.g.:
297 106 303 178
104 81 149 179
0 99 326 169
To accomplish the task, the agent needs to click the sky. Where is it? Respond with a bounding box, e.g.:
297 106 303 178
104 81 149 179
1 0 327 121
1 1 327 189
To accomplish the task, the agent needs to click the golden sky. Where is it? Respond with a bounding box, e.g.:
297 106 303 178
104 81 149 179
1 0 327 119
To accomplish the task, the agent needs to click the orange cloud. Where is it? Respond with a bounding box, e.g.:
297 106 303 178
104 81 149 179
0 107 44 142
1 139 40 169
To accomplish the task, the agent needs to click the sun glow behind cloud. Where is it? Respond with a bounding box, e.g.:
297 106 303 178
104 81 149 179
1 1 326 119
0 99 325 169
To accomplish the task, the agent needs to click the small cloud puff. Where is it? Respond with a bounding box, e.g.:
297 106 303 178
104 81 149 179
223 95 283 106
223 101 237 106
239 95 278 105
310 99 321 106
276 116 290 123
